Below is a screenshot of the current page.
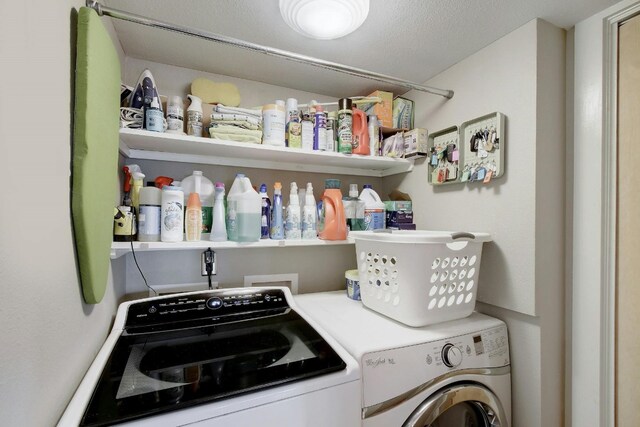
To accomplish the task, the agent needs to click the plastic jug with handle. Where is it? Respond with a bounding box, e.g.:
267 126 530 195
227 174 261 242
351 107 370 155
318 179 347 241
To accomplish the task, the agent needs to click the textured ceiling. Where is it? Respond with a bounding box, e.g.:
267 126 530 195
103 0 617 98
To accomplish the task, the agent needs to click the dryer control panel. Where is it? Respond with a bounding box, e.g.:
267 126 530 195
361 324 509 408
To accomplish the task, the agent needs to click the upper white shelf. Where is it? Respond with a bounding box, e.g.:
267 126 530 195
119 129 413 177
110 237 355 259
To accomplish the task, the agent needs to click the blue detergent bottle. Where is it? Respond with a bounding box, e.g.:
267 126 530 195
259 184 271 239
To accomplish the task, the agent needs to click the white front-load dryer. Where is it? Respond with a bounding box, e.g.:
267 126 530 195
295 291 511 426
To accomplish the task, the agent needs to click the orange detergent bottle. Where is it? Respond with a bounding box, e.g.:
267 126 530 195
351 107 370 155
318 179 348 240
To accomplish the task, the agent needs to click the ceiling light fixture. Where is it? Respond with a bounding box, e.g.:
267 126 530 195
279 0 370 40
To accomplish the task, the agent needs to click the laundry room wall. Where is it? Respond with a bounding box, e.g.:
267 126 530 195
0 2 127 426
116 58 382 295
382 19 566 427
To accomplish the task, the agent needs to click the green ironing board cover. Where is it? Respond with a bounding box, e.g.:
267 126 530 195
73 7 120 304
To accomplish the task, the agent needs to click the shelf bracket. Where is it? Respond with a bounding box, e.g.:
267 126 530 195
86 0 454 99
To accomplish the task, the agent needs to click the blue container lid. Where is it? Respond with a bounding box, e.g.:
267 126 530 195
325 179 341 189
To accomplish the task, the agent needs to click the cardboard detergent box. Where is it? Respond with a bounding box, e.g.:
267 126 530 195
403 128 429 157
361 90 393 128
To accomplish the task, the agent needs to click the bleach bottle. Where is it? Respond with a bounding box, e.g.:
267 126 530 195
359 184 386 231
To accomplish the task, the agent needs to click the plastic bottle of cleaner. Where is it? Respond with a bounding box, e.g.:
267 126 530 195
131 171 145 212
318 179 347 240
337 98 353 154
185 192 202 241
352 107 370 155
181 171 214 233
259 183 271 239
262 101 286 146
232 176 261 242
145 97 164 132
161 185 184 242
360 184 386 231
166 95 185 134
187 94 203 137
270 182 284 240
285 182 301 240
344 183 367 231
210 182 227 242
326 111 337 152
313 105 327 151
301 113 314 150
302 182 317 239
138 185 161 242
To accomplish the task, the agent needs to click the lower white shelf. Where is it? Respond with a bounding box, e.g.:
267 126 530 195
110 237 355 259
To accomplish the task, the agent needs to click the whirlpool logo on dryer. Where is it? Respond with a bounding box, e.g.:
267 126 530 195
365 357 396 368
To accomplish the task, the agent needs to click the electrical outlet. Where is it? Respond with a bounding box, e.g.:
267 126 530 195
201 249 216 276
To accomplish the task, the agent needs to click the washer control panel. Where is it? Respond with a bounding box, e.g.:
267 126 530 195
124 289 289 330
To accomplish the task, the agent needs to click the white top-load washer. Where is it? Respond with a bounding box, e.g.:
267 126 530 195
295 291 511 427
59 288 360 426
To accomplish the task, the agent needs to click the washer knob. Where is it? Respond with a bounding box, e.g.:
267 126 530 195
442 343 463 368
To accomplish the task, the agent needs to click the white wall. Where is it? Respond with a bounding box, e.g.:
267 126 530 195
0 2 128 426
383 19 566 427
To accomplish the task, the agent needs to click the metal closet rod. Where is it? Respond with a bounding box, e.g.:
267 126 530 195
86 0 454 99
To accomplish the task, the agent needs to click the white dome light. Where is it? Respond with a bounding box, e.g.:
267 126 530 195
279 0 370 40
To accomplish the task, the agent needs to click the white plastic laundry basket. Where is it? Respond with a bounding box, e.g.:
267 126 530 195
353 230 492 327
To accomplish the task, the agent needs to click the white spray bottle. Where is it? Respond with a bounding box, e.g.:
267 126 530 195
302 182 317 239
187 94 203 137
285 182 301 240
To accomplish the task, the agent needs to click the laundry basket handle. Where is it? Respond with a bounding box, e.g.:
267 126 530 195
451 232 475 240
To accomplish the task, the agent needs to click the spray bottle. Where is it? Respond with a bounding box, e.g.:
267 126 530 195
187 94 203 137
210 182 227 242
259 183 271 239
285 182 301 240
131 172 145 213
270 182 284 240
302 182 317 239
145 97 164 132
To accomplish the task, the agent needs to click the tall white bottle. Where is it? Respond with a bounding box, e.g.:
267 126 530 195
302 182 317 239
161 185 184 242
210 182 227 242
285 182 301 240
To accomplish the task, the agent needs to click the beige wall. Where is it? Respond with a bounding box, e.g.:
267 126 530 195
616 14 640 426
383 19 566 427
0 2 127 425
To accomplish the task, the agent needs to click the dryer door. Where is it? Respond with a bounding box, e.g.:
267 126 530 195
403 383 507 427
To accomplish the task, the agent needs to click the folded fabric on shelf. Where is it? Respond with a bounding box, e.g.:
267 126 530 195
210 113 262 127
210 119 261 130
209 123 263 144
214 104 262 119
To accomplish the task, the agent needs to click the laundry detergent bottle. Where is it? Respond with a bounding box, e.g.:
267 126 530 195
259 183 271 239
351 107 370 155
318 179 347 241
227 175 261 242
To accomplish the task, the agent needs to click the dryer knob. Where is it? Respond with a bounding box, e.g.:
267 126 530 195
442 343 463 368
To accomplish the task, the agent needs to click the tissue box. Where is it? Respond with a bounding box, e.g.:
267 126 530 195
403 128 429 157
384 201 412 211
361 90 393 128
382 132 405 158
393 97 414 129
